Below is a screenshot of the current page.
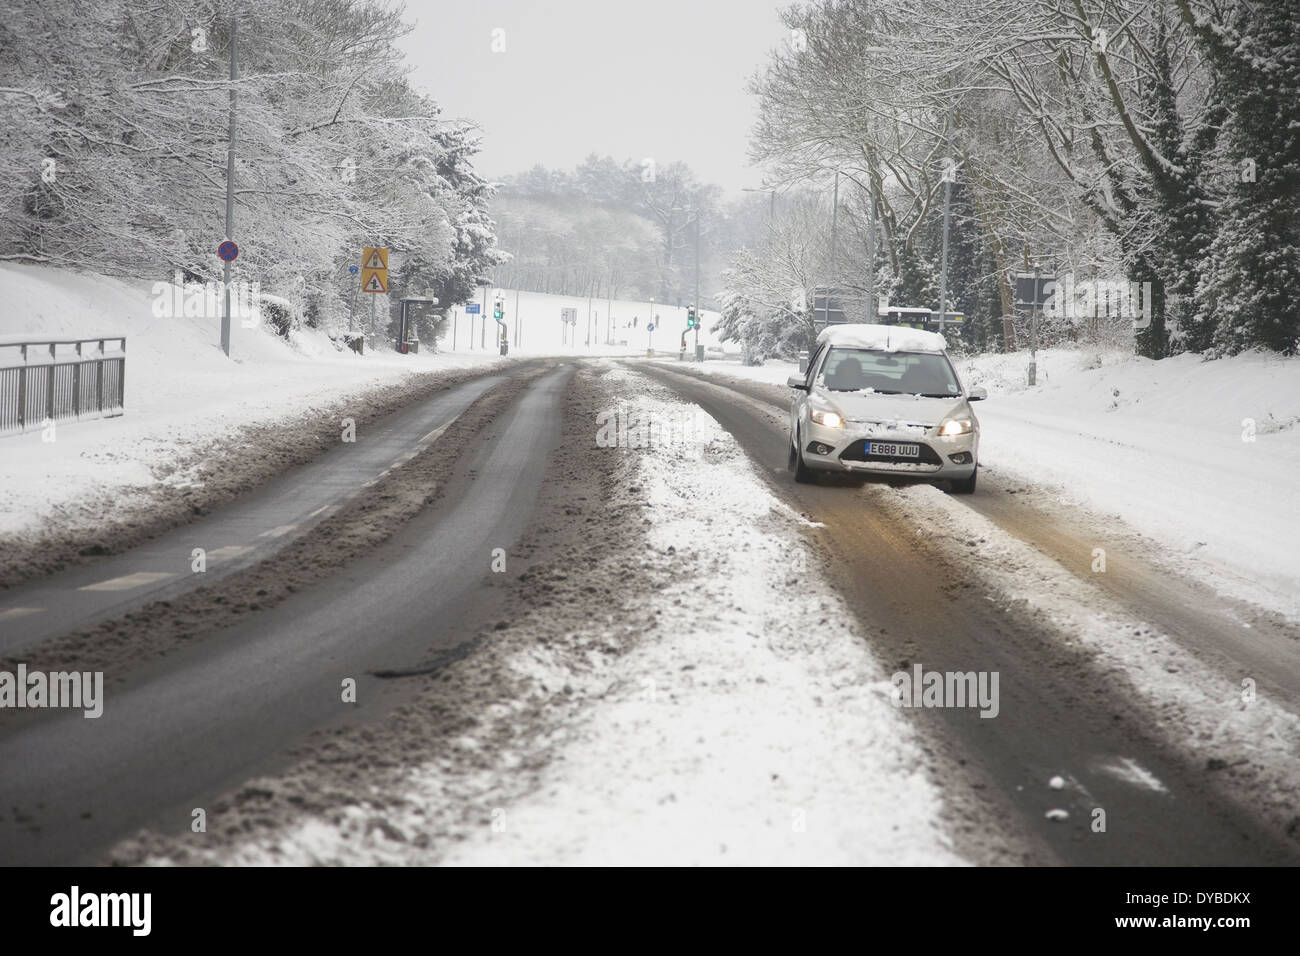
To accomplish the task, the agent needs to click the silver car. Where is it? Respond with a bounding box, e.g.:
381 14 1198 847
786 324 986 493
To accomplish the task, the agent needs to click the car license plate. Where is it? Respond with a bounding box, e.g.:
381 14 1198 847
868 441 919 457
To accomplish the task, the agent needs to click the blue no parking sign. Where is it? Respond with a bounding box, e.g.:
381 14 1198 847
217 240 239 262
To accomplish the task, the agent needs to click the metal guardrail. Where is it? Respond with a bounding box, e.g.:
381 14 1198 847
0 337 126 435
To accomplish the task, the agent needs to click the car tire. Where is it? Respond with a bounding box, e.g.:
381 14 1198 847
948 468 977 495
789 430 816 484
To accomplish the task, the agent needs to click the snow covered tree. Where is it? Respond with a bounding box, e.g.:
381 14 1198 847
716 190 833 358
0 0 502 343
1176 0 1300 355
1133 14 1215 355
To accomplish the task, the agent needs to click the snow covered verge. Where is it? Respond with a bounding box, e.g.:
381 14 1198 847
0 264 509 580
670 346 1300 619
885 481 1300 841
112 363 1011 866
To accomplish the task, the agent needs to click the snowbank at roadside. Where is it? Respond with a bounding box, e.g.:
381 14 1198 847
675 346 1300 618
961 348 1300 618
888 480 1300 837
0 264 508 537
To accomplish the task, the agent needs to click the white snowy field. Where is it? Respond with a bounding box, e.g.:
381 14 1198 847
675 344 1300 620
442 286 727 356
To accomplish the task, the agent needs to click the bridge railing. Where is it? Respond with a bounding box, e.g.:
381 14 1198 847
0 336 126 436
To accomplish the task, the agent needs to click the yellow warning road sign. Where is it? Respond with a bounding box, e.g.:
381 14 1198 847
361 246 388 293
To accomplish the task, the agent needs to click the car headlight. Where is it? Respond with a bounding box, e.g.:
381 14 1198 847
939 418 972 436
811 409 843 428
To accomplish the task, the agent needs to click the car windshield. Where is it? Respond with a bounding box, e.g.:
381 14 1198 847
818 347 960 397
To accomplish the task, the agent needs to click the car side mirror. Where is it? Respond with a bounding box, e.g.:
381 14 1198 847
968 386 987 401
787 375 808 390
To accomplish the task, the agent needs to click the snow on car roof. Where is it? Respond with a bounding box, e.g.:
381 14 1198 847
816 323 948 353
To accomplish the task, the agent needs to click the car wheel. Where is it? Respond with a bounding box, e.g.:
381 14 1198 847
789 429 816 484
948 468 977 495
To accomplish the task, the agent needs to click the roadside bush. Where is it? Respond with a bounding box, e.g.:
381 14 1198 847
261 299 297 339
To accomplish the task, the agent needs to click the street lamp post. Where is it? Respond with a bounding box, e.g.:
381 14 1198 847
694 214 702 360
1030 265 1039 386
742 185 778 223
936 122 955 333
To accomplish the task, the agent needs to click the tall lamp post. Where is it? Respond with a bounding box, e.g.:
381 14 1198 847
693 213 702 360
741 185 777 223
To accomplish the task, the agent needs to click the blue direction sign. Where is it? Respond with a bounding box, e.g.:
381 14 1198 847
348 265 358 275
466 303 481 314
646 322 655 332
217 240 239 262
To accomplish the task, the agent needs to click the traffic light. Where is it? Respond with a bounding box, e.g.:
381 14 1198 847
686 306 696 329
493 300 503 320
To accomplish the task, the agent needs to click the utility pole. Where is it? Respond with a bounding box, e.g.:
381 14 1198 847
822 170 839 328
220 19 238 356
514 288 521 348
865 185 876 320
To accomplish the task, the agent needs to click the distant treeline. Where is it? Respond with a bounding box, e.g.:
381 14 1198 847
491 157 765 308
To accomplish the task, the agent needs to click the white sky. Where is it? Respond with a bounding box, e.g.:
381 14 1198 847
397 0 791 194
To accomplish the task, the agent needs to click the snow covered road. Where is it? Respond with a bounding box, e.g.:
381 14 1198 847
3 355 1297 867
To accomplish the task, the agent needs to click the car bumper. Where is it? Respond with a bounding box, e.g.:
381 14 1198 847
801 420 978 478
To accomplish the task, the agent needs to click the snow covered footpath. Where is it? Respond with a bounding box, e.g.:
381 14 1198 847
123 363 980 866
0 264 510 539
678 346 1300 619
